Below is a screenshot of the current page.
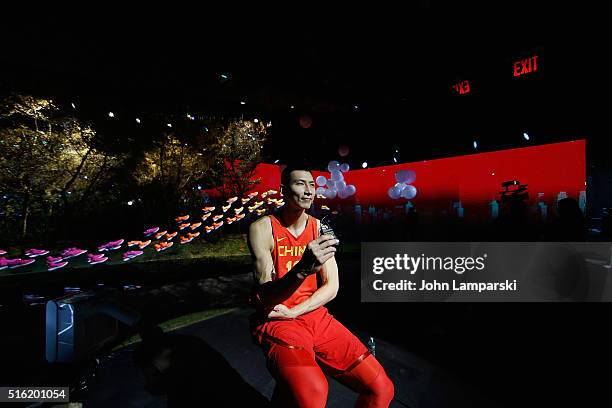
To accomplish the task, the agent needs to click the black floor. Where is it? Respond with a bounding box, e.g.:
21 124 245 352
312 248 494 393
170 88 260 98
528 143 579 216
82 308 498 407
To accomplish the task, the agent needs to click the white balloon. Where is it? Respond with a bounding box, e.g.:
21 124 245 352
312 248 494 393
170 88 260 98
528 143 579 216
340 163 350 172
395 182 407 193
326 179 335 189
401 185 417 199
316 176 327 187
346 185 356 195
331 170 343 182
338 188 350 199
324 188 337 199
395 170 416 184
315 187 326 196
388 186 401 199
327 160 341 172
337 180 347 190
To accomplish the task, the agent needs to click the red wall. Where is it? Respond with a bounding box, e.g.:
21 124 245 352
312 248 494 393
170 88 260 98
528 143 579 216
210 140 586 214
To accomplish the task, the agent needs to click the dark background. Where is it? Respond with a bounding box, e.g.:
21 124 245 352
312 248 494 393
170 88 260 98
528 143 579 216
2 4 611 407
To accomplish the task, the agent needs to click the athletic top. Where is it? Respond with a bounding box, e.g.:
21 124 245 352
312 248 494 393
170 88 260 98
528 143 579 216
269 213 319 308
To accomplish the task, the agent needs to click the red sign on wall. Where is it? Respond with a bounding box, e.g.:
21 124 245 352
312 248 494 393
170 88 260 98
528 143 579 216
513 55 539 77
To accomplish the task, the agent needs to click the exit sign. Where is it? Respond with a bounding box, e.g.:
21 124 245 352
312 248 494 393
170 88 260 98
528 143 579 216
452 80 471 95
513 55 539 77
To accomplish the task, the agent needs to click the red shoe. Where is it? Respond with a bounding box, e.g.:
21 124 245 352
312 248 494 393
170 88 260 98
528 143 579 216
154 241 173 252
180 235 194 244
139 240 152 249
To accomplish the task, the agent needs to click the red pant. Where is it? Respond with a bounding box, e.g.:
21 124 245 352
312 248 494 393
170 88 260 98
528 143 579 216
252 307 394 407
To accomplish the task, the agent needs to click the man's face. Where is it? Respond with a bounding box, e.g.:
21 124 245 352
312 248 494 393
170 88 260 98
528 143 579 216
283 170 315 210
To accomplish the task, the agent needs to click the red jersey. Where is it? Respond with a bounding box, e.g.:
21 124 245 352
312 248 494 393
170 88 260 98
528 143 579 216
269 213 319 308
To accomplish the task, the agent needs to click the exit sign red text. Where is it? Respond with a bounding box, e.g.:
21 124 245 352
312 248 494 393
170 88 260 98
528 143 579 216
513 55 538 77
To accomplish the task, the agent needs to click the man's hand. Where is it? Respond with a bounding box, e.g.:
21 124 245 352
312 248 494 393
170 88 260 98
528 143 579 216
267 304 298 319
298 234 339 276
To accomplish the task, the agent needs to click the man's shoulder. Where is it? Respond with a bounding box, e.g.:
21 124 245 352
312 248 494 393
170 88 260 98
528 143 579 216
249 215 272 234
310 214 320 228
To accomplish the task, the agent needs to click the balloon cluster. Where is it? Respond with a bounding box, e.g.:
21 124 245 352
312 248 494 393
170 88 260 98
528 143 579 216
388 169 417 200
315 161 357 200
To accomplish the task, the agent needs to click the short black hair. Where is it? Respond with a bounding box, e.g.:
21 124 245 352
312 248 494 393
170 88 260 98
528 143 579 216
280 162 313 187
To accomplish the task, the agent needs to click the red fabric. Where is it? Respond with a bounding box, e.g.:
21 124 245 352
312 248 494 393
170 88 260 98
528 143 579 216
253 307 368 373
269 214 319 309
251 307 393 407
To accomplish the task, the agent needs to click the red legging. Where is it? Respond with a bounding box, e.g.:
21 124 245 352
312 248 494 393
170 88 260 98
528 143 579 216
267 344 394 408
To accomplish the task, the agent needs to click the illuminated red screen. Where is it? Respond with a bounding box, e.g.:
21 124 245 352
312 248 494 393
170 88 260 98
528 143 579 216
209 140 586 216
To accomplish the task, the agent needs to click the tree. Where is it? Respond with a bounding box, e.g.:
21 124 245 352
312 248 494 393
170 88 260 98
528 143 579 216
133 118 269 219
201 118 269 199
0 94 125 239
133 132 212 218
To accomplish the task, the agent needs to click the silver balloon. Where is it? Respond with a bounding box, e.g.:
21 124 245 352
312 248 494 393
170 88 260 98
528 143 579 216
327 160 341 172
315 187 326 196
338 188 350 199
326 179 335 189
316 176 327 187
395 170 416 184
346 184 356 195
324 188 337 199
340 163 350 173
331 170 343 182
337 180 347 190
388 186 401 199
401 185 417 199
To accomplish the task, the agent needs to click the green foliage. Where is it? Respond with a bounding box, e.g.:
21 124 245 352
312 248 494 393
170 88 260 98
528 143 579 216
0 95 125 240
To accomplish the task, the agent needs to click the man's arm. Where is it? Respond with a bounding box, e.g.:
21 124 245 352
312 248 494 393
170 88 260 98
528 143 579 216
268 219 340 319
247 217 307 306
269 256 339 319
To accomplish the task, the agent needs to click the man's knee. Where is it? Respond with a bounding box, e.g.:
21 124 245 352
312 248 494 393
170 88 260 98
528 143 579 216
338 354 394 400
277 365 329 407
368 368 394 402
269 346 329 407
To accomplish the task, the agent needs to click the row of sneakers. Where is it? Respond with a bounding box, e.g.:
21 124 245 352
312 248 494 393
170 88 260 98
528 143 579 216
180 232 200 244
178 222 202 231
128 240 152 249
1 192 268 272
